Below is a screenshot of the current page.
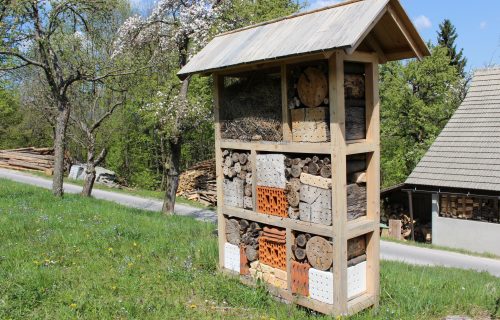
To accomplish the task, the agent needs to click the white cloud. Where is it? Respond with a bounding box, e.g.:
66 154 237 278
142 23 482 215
480 21 487 30
307 0 343 10
413 15 432 29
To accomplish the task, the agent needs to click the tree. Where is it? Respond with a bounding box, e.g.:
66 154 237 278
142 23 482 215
437 19 467 77
114 0 301 214
0 0 129 196
68 84 124 196
380 46 462 187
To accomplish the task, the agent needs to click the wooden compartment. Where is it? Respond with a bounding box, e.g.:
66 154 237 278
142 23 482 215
222 149 253 210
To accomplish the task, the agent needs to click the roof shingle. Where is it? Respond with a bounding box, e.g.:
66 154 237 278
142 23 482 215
406 67 500 192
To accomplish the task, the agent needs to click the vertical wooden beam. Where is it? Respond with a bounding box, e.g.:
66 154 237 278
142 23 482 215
214 74 226 269
407 191 415 241
281 64 292 141
365 60 380 306
329 51 347 315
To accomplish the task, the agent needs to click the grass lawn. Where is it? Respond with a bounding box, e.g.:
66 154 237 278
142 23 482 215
0 179 499 319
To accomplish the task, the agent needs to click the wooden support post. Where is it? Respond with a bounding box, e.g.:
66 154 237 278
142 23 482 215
286 228 293 291
407 190 415 241
214 74 226 269
281 64 292 141
365 59 380 306
329 51 347 315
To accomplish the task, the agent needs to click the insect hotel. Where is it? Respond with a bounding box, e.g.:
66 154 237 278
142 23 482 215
178 0 429 316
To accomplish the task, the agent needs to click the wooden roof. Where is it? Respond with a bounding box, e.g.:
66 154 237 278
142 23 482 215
406 68 500 192
178 0 430 78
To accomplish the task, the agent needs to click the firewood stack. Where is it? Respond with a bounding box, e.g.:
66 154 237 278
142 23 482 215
347 155 367 221
177 159 216 206
222 150 253 210
225 217 262 262
0 147 55 175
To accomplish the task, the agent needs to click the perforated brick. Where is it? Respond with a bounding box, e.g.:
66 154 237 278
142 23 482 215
257 186 288 217
224 243 240 273
291 261 310 296
348 261 367 299
309 268 334 304
258 237 287 270
240 246 250 276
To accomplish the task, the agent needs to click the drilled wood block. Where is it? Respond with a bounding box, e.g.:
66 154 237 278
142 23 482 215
348 261 367 299
299 184 332 225
291 107 329 142
256 154 287 189
291 260 310 296
257 186 288 217
243 196 253 210
259 236 287 270
309 268 334 304
223 178 245 208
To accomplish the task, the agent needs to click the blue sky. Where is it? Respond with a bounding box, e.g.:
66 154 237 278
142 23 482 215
130 0 500 70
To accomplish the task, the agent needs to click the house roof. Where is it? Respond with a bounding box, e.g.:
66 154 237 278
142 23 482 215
178 0 430 78
406 68 500 192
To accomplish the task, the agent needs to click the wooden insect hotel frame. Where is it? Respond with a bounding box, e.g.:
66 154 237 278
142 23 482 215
178 0 429 316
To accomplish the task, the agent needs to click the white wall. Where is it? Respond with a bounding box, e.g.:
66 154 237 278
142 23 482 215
432 193 500 256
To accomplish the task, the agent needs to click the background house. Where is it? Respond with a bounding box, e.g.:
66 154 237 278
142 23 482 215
405 67 500 255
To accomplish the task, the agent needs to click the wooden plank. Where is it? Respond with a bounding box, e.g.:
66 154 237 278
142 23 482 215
347 293 375 315
220 140 332 154
300 172 332 189
344 51 379 64
214 74 226 269
347 217 377 239
250 149 257 211
223 205 334 238
387 5 423 60
364 34 387 64
329 51 348 315
346 141 376 155
345 6 388 55
365 61 380 307
281 64 292 141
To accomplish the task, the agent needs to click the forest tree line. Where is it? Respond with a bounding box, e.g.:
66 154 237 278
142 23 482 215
0 1 467 209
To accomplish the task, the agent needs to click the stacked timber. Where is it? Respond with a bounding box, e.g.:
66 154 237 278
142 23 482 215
344 70 366 141
225 217 262 262
222 150 253 209
0 147 55 175
177 159 216 206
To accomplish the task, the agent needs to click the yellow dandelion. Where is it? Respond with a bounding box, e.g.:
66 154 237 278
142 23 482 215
133 242 137 247
70 303 77 309
108 247 113 252
189 304 197 309
128 262 133 267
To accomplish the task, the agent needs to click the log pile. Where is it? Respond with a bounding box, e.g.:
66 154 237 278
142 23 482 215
382 203 432 242
225 217 262 262
177 159 216 206
0 147 55 175
222 150 253 209
293 232 367 269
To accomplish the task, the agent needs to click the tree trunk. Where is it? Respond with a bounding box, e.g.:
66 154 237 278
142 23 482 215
81 144 96 197
162 138 181 214
81 165 96 197
52 105 70 197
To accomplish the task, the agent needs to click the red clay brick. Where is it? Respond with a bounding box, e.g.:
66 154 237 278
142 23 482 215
291 260 310 296
257 186 288 217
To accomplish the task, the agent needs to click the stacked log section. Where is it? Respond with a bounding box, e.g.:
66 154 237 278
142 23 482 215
0 147 56 174
222 150 253 209
177 159 216 206
258 227 287 270
225 217 262 263
347 235 367 267
347 155 367 221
